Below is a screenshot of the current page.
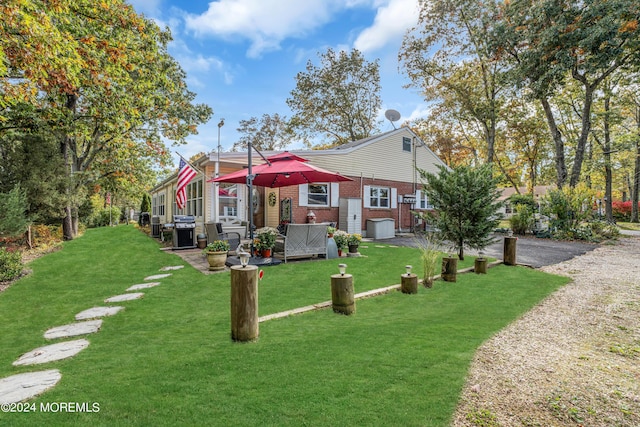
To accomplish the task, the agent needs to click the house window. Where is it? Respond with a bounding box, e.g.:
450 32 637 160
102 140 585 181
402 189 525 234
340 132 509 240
403 137 411 152
158 194 165 216
369 186 390 208
174 179 203 217
415 190 433 210
219 183 238 217
152 196 157 216
308 184 329 206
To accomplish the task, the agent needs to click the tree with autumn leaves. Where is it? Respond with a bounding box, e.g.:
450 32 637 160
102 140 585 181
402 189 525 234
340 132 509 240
1 0 212 239
402 0 640 223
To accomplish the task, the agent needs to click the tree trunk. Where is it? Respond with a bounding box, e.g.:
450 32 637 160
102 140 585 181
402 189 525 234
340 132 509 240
62 205 74 240
632 134 640 223
570 83 595 188
540 96 567 188
631 107 640 222
603 95 613 223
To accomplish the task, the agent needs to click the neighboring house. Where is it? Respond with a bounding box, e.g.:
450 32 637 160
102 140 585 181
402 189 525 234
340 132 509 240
498 185 553 217
150 127 448 238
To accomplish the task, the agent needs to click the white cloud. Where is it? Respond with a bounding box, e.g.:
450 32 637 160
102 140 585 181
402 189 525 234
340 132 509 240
128 0 163 16
184 0 356 58
354 0 419 53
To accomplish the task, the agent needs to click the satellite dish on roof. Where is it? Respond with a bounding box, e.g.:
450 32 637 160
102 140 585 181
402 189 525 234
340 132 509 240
384 109 401 129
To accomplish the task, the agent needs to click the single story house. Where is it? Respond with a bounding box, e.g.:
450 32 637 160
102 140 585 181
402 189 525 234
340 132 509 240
150 127 448 238
498 185 553 217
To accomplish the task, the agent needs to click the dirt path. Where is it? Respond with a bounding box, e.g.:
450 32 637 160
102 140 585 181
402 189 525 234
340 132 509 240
453 237 640 426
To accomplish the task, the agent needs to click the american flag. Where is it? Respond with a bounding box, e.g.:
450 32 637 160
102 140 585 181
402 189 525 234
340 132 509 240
176 158 197 210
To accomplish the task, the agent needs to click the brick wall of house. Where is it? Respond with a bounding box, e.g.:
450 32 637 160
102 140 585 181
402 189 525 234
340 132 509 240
278 176 424 233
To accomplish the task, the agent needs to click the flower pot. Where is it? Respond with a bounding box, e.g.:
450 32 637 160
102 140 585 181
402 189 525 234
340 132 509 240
348 244 359 254
338 249 343 257
261 248 272 258
206 251 227 271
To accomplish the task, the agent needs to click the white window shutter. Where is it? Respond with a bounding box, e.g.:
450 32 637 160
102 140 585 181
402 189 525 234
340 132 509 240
391 188 398 209
416 189 422 209
298 185 308 207
363 185 371 208
330 183 339 207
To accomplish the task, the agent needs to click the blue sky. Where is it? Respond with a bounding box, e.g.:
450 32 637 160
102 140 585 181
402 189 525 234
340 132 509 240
128 0 429 165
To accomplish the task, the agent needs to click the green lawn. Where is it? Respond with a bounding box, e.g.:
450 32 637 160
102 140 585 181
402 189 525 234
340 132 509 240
0 226 569 426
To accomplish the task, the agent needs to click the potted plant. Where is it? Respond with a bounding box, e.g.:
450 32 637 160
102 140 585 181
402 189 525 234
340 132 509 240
327 225 336 238
256 226 279 257
347 233 362 253
203 240 230 271
332 230 348 256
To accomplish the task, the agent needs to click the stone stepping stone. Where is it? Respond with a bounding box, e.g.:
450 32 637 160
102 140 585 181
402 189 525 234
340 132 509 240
75 306 124 320
13 339 90 366
104 292 144 303
44 320 103 340
126 282 160 291
144 273 172 281
160 265 184 271
0 369 61 404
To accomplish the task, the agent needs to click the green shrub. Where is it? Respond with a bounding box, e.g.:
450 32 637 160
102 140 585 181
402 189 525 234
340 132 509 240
587 220 620 240
0 247 23 281
509 204 535 235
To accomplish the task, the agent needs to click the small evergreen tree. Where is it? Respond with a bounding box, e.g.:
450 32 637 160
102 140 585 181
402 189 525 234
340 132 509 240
140 193 151 214
0 184 31 237
420 165 502 260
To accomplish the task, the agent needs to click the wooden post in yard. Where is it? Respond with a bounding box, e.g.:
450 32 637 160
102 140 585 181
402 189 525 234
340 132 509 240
401 273 418 294
504 237 517 266
230 265 259 342
474 258 488 274
441 257 458 282
331 273 355 315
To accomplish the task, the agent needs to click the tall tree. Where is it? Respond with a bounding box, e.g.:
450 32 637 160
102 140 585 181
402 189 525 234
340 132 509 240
231 113 293 152
1 0 212 239
491 0 640 187
287 48 381 147
400 0 506 164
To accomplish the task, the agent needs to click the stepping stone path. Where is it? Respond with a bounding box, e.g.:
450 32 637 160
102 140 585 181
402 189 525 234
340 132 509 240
44 320 103 340
126 282 160 291
0 370 61 404
160 265 184 271
144 273 172 281
75 306 124 320
104 292 144 303
0 265 178 403
13 339 90 366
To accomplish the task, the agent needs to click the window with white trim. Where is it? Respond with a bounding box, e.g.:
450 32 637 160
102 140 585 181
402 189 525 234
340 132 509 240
416 190 433 209
174 179 203 217
158 194 165 216
308 184 329 206
369 186 390 208
299 183 340 207
403 136 412 152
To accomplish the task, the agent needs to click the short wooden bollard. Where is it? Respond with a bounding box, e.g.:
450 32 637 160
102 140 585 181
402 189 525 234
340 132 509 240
401 274 418 294
441 257 458 282
504 237 517 266
331 274 355 315
230 265 259 342
474 258 488 274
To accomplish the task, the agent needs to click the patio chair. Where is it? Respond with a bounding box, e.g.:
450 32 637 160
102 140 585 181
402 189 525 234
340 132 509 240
205 222 241 252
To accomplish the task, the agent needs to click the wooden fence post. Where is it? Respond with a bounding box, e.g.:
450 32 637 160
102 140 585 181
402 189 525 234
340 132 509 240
230 265 259 342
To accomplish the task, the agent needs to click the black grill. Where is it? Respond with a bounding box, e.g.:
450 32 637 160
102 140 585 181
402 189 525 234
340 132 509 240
172 215 196 249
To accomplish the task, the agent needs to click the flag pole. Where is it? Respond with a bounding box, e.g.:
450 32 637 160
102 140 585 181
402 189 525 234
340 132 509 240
175 152 203 174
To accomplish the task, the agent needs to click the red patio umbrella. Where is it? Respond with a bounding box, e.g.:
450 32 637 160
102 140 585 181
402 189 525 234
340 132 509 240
209 152 352 188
